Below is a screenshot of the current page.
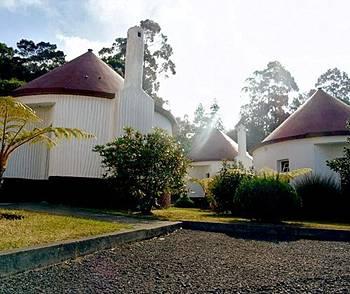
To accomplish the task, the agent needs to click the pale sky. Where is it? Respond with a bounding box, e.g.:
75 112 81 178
1 0 350 129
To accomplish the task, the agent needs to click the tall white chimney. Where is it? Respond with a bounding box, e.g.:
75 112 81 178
237 123 247 157
124 26 144 88
116 26 154 137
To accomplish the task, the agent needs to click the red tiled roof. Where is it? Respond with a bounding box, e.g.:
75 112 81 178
189 128 238 161
260 89 350 147
13 50 124 99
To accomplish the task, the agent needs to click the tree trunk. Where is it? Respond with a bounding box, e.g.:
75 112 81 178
159 192 171 209
0 165 5 191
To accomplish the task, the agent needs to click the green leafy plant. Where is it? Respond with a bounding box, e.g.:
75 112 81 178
94 128 189 214
327 121 350 195
208 161 253 213
293 174 343 219
257 167 312 182
234 176 301 222
174 195 195 208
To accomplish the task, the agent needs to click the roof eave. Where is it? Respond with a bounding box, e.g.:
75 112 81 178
12 88 116 99
252 130 350 152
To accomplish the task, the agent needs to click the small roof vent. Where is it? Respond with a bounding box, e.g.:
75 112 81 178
88 49 93 52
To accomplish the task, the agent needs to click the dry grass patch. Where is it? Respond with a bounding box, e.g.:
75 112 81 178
152 207 245 223
0 209 132 252
286 220 350 231
87 207 350 231
152 208 350 231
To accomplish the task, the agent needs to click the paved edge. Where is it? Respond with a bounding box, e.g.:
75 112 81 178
182 221 350 241
0 222 182 277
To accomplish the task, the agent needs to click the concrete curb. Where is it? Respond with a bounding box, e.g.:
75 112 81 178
0 222 181 277
182 221 350 241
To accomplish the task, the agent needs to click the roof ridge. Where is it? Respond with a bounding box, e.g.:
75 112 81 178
259 89 350 147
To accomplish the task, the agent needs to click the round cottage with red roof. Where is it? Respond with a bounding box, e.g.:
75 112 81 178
5 27 176 180
187 127 252 197
252 89 350 180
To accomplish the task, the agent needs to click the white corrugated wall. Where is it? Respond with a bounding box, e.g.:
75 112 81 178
116 87 154 136
153 111 173 135
6 105 53 179
6 94 118 179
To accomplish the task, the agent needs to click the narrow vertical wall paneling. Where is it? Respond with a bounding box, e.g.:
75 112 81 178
6 94 117 179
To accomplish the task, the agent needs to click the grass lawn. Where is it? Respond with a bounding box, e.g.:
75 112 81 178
156 208 350 231
0 209 132 252
87 206 350 231
107 207 350 231
154 208 350 230
285 220 350 231
152 207 246 223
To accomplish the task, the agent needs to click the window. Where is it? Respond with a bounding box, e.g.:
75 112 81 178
278 159 290 172
137 31 141 37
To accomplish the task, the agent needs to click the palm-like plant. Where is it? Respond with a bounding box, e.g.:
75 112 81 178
0 96 94 186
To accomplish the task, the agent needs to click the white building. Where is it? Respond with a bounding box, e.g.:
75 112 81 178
6 26 176 180
253 89 350 180
187 127 253 197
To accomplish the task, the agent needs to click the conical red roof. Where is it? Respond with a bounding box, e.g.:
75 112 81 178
261 89 350 146
189 128 238 161
13 50 124 99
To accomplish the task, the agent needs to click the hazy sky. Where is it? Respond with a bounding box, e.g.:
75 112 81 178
1 0 350 129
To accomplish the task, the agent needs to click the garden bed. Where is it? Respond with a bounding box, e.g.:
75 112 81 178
0 209 132 252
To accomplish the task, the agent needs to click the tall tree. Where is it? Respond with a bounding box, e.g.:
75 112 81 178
0 43 26 95
315 68 350 105
99 19 176 105
239 61 299 150
16 39 66 80
0 40 65 95
289 89 316 112
175 100 224 154
175 114 195 155
0 43 23 80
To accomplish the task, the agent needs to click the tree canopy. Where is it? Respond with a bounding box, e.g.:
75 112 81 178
315 68 350 105
175 100 224 154
99 19 176 105
94 127 188 214
0 40 65 96
239 61 299 150
15 39 65 81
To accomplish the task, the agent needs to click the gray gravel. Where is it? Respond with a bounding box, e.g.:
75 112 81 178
1 229 350 293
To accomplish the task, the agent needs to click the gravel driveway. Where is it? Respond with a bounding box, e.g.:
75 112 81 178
1 229 349 293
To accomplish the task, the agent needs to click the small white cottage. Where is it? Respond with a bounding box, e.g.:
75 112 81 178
253 89 350 180
6 26 176 180
187 127 253 197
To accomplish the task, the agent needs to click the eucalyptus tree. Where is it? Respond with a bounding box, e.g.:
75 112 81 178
315 68 350 105
99 19 176 105
239 61 299 149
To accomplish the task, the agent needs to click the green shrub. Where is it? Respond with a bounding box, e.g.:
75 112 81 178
293 174 343 219
175 195 195 208
208 162 252 213
234 176 301 222
327 121 350 195
94 128 189 214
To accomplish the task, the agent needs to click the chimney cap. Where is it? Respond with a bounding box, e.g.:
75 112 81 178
88 49 93 52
